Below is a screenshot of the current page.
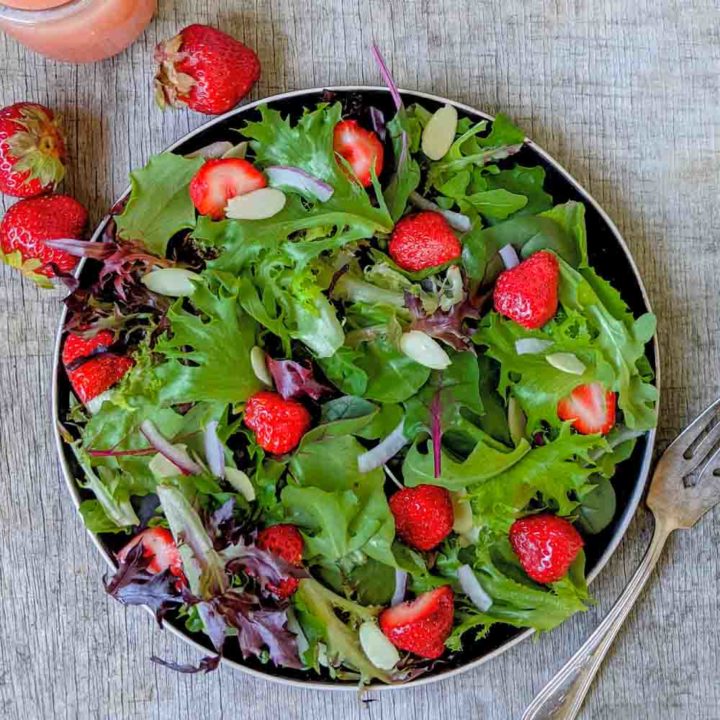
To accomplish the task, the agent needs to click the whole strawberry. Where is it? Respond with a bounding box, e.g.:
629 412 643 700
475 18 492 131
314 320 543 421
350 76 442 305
0 194 88 285
493 250 559 329
62 330 134 411
389 211 461 272
509 514 584 584
257 524 304 598
154 24 261 115
244 391 311 455
379 586 454 659
389 484 454 551
0 102 66 198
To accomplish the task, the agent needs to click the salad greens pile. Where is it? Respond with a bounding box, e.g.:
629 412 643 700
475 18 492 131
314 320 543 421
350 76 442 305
61 82 656 684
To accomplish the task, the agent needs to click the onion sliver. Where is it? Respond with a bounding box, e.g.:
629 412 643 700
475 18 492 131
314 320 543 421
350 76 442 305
515 338 553 355
391 569 408 606
224 467 256 502
457 564 493 612
499 244 520 269
203 420 225 479
359 621 400 670
140 420 202 476
357 420 408 474
265 165 334 202
409 191 471 233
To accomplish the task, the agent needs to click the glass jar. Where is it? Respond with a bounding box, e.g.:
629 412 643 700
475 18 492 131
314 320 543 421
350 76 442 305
0 0 157 63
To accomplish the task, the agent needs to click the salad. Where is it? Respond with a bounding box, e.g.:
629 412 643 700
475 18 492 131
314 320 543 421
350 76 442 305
57 57 657 685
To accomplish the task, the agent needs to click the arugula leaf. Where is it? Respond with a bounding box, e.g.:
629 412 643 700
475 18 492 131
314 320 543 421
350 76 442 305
458 188 527 221
115 153 203 256
483 165 553 217
384 108 421 221
155 278 261 405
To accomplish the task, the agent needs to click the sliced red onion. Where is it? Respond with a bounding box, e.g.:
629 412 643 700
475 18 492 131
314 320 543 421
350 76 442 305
140 420 202 476
265 166 334 202
391 569 408 606
203 420 225 479
369 106 387 141
499 244 520 269
371 44 402 110
186 141 234 159
515 338 553 355
457 564 492 612
357 420 408 474
409 191 471 233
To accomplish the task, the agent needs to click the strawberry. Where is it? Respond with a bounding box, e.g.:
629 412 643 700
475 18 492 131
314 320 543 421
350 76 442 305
257 524 304 598
0 102 66 198
493 250 559 329
333 119 384 187
388 211 462 273
379 586 454 659
0 194 87 285
154 24 261 115
189 158 266 220
389 484 454 551
509 514 584 584
117 527 186 585
557 382 617 435
62 330 134 407
244 391 311 455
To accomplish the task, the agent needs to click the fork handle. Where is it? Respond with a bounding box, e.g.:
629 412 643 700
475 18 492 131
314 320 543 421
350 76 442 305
521 516 673 720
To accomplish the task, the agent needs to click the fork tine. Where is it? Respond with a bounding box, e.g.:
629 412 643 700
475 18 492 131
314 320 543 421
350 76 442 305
669 397 720 458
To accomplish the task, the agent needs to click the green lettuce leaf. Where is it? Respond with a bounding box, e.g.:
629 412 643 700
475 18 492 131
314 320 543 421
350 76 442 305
155 277 261 405
115 153 203 256
447 539 589 648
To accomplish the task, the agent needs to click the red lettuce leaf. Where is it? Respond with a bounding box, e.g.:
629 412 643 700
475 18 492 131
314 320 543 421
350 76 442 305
150 653 221 674
267 358 334 401
405 292 480 353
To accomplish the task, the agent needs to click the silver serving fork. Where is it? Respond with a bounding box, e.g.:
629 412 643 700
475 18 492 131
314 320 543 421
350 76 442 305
523 398 720 720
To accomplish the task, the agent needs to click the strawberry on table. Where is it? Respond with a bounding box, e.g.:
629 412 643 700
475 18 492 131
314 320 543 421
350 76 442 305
509 514 584 584
0 102 67 198
62 330 134 410
189 158 267 220
154 24 261 115
256 524 304 599
379 586 454 659
243 390 311 455
117 527 185 585
389 484 454 551
0 194 87 284
557 382 617 435
333 119 384 187
493 249 559 329
388 211 462 273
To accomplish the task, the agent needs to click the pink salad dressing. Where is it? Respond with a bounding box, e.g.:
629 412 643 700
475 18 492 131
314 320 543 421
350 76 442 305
0 0 157 63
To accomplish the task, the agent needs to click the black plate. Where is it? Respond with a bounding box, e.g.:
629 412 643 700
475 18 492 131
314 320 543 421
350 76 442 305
52 87 658 690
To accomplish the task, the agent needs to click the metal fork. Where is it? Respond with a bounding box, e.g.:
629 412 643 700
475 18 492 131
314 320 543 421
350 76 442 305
523 397 720 720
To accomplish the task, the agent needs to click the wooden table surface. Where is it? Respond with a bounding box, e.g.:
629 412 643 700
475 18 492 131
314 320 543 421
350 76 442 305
1 2 719 719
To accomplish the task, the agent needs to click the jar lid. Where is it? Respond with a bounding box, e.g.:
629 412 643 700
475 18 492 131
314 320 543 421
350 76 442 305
1 0 70 9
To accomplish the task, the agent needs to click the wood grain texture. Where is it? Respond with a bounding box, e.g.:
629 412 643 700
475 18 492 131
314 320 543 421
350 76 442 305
1 1 719 718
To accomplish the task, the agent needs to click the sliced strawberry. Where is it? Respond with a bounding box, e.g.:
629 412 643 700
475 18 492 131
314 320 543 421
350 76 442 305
333 119 384 187
557 382 617 435
117 527 185 584
379 586 454 659
189 158 266 220
62 330 134 405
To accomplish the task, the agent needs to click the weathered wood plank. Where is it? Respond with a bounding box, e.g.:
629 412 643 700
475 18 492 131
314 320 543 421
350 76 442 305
1 1 719 718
